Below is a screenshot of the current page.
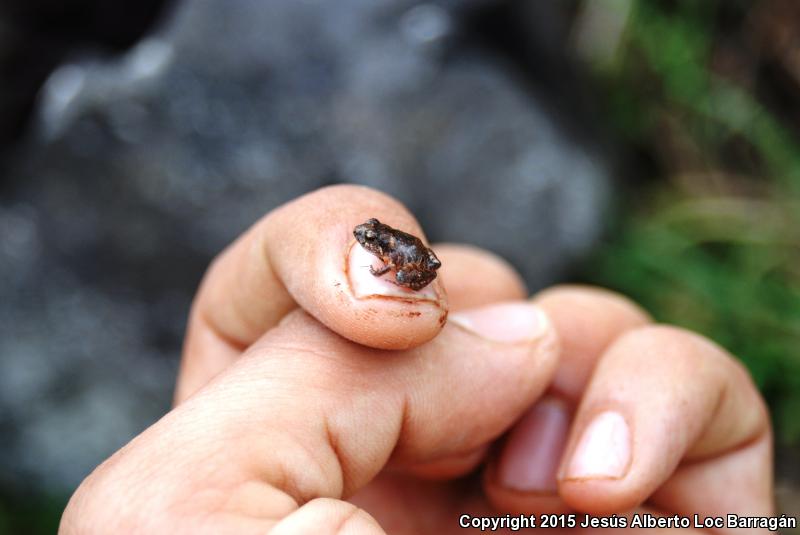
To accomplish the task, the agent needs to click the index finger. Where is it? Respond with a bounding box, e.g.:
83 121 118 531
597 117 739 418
177 185 448 401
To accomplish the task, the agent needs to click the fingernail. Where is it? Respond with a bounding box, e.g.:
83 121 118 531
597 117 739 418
497 398 570 493
449 302 546 343
562 411 631 480
348 241 439 300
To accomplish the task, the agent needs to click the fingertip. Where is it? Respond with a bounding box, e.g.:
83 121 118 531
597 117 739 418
269 498 387 535
483 397 574 516
556 410 641 514
269 185 449 350
533 284 652 325
496 398 572 493
433 243 528 311
448 302 549 344
530 284 652 398
554 323 771 516
330 239 447 350
402 445 489 480
557 480 644 515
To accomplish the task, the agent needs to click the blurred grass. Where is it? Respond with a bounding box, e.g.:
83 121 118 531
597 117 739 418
583 0 800 444
0 493 65 534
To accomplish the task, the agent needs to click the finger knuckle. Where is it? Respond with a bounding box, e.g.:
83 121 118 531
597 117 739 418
535 285 652 325
610 323 731 370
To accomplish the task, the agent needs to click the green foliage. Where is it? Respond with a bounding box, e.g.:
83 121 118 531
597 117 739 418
585 0 800 443
0 493 66 535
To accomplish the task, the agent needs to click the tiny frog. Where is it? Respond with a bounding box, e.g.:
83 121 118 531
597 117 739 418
353 218 441 291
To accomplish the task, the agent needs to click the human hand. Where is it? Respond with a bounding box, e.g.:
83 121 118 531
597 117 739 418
60 185 774 534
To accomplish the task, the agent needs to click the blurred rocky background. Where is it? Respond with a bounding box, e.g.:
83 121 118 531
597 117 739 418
0 0 799 532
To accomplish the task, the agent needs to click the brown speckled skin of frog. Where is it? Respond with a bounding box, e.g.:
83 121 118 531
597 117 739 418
353 218 441 291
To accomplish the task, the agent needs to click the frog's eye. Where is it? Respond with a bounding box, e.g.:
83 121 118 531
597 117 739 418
365 230 377 240
366 218 380 225
428 252 441 269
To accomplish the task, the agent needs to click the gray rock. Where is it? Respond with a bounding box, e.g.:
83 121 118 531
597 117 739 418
1 0 610 493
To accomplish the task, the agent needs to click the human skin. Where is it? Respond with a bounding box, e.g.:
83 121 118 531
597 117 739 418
60 185 774 534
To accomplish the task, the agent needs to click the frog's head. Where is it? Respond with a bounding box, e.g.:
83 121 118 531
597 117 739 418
353 218 383 253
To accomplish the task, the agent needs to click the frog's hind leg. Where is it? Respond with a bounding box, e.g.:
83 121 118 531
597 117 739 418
395 267 434 291
369 264 392 277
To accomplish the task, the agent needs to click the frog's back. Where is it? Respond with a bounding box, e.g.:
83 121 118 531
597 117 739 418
389 229 427 264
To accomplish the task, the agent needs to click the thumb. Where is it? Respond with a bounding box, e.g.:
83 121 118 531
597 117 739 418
62 304 558 533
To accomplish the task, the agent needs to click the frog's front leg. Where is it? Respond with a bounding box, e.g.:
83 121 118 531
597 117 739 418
369 264 392 277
